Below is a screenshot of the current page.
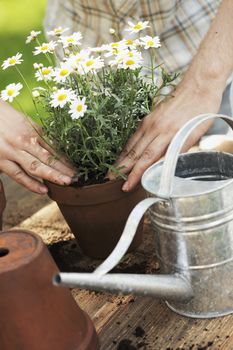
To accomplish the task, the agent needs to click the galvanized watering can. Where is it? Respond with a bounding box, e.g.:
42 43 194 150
55 114 233 319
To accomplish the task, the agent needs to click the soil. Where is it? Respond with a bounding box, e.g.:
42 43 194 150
71 174 109 187
117 339 137 350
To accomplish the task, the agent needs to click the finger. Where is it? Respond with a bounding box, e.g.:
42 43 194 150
111 130 158 178
117 124 144 163
26 142 76 177
38 138 75 170
122 134 170 192
15 151 73 186
0 160 48 194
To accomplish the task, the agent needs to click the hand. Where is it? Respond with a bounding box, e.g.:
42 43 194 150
110 80 223 191
0 101 75 194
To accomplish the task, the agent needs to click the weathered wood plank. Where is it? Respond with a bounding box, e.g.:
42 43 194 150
1 174 50 229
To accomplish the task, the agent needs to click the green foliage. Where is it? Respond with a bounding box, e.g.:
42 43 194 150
40 66 176 183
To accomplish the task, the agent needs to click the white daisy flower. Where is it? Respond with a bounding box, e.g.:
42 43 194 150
33 41 57 56
59 32 82 48
1 83 23 102
122 38 137 48
26 30 41 44
68 97 87 119
66 49 90 68
53 64 72 83
118 50 143 70
122 57 142 70
2 53 23 70
140 35 161 49
50 88 75 108
47 27 69 37
126 21 150 34
113 49 143 69
35 66 54 81
82 56 104 73
104 41 128 57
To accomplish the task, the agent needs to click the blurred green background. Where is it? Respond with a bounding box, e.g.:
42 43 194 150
0 0 47 118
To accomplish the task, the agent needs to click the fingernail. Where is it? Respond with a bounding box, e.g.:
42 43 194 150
122 182 129 192
60 175 72 185
71 175 79 183
40 186 48 194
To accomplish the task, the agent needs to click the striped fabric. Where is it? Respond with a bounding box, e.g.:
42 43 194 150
44 0 221 76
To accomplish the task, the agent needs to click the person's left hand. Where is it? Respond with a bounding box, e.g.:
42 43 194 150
108 79 223 191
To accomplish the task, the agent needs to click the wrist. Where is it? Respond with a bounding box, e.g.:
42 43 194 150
180 61 227 101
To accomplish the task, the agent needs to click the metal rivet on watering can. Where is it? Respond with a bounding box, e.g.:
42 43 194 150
55 114 233 319
0 230 99 350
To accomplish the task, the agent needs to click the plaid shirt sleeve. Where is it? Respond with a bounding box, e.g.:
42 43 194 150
44 0 221 75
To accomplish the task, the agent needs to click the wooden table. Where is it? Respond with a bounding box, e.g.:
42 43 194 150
2 175 233 350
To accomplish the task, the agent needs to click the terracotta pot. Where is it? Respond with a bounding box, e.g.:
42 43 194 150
45 179 146 259
0 180 6 230
0 230 99 350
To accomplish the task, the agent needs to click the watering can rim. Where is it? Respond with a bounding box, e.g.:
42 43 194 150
141 150 233 199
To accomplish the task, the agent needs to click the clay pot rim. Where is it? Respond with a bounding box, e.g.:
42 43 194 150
45 177 123 190
0 230 44 273
44 178 142 206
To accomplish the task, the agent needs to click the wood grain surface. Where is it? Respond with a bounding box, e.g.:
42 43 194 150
1 175 233 350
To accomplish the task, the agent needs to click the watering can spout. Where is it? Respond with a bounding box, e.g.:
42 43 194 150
54 273 193 301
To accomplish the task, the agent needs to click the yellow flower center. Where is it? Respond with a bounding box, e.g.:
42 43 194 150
128 52 134 57
126 39 133 45
147 40 154 47
67 38 74 43
86 60 94 67
41 45 49 51
125 59 135 66
58 94 67 101
55 28 62 33
134 24 142 30
59 69 69 76
42 68 51 75
9 58 16 65
7 89 15 96
112 48 119 54
111 42 119 48
76 104 83 112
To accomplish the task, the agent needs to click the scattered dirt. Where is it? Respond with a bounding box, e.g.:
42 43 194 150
117 339 137 350
133 327 145 338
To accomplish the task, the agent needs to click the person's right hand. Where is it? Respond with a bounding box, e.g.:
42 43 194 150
0 101 75 194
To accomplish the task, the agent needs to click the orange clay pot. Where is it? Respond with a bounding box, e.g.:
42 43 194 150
0 230 99 350
45 179 146 259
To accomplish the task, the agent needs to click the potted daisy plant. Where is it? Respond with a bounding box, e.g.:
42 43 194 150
1 21 177 259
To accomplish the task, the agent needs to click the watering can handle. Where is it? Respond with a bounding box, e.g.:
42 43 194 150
158 113 233 198
94 197 161 276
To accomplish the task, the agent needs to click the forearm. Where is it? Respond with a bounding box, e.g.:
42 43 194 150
182 0 233 95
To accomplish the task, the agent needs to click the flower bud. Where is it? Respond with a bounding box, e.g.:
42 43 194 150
32 90 40 98
109 28 115 35
33 63 40 69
